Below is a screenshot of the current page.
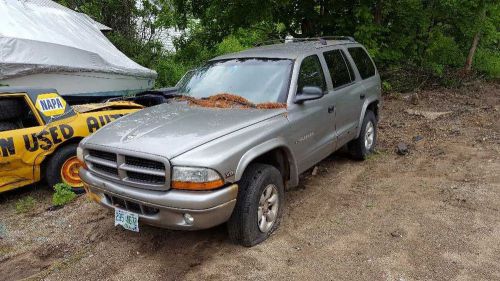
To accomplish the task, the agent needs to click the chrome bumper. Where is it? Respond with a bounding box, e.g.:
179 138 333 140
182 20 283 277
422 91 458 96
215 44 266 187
80 168 238 230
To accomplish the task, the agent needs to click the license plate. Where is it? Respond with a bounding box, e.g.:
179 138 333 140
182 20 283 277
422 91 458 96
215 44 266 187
114 208 139 232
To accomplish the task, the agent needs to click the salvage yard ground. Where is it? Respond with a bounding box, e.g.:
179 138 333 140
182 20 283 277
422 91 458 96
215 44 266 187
1 82 499 281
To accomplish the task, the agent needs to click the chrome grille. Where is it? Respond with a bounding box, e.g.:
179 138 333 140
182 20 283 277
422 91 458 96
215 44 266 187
88 149 116 162
84 148 170 190
125 156 165 170
127 171 165 184
92 163 118 176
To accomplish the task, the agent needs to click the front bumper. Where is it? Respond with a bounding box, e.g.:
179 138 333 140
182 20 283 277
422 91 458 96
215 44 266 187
80 168 238 230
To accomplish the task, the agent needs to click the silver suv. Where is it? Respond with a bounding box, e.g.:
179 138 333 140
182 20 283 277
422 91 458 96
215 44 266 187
79 38 381 246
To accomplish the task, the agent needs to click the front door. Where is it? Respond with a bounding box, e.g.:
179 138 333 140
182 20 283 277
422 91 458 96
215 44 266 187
0 94 44 192
287 55 337 173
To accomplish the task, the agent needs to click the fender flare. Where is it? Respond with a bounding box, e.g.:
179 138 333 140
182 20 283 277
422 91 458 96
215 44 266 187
355 97 379 138
235 138 299 187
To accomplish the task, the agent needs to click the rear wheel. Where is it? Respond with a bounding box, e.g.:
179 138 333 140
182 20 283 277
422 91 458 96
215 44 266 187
227 163 284 247
46 144 85 194
348 110 377 160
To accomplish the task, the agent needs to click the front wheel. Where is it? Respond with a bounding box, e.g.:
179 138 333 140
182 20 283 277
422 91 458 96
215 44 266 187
46 144 85 194
227 163 284 247
348 110 377 160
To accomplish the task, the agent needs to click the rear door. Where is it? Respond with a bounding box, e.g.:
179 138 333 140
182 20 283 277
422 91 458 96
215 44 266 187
322 48 363 148
345 46 379 131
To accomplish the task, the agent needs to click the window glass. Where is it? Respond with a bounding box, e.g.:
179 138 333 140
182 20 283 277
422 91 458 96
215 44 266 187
177 58 293 103
297 55 326 94
0 96 40 132
348 47 376 79
324 50 353 88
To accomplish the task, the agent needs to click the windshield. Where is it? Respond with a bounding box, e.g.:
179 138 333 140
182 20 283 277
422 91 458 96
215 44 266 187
177 58 293 104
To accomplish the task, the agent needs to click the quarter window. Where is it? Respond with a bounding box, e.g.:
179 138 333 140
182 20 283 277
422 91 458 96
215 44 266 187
324 50 354 88
0 96 40 132
348 47 376 79
297 55 326 94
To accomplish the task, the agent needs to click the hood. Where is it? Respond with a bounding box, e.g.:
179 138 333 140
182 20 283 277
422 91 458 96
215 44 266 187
85 101 287 159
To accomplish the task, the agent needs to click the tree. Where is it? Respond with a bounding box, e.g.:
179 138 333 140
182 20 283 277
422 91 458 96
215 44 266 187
56 0 500 87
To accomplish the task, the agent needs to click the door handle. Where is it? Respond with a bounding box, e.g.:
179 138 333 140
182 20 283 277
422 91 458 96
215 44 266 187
328 105 335 114
360 94 366 100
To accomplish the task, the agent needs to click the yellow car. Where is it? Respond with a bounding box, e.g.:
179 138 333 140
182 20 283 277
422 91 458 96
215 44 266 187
0 87 144 193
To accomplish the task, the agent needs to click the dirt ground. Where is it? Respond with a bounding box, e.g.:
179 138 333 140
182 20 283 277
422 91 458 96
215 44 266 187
1 82 499 281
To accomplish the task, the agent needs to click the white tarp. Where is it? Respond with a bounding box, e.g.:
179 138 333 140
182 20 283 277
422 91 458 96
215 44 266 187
0 0 157 80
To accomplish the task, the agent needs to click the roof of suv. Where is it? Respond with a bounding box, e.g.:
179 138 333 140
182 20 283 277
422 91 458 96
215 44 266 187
212 39 358 61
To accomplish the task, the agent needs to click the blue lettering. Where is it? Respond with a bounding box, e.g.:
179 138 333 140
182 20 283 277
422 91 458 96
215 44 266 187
56 98 63 109
40 100 48 111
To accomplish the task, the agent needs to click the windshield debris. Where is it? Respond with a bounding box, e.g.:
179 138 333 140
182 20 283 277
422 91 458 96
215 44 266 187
176 93 287 109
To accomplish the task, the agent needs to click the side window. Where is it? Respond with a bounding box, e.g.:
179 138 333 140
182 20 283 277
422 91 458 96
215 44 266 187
297 55 326 94
0 96 40 132
348 47 376 79
324 49 354 88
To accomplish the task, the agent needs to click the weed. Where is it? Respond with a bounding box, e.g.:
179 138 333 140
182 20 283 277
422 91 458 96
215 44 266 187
0 245 13 256
366 150 385 161
52 183 77 207
15 196 36 214
382 81 393 93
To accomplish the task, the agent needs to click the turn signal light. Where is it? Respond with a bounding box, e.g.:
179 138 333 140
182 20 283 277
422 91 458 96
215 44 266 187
171 179 224 191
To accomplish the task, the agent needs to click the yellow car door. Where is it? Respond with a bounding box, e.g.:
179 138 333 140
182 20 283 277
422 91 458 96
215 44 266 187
0 93 45 192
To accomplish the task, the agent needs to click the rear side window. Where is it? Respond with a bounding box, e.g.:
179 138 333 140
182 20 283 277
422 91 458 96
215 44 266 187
348 47 375 79
297 55 326 94
323 49 354 88
0 96 40 132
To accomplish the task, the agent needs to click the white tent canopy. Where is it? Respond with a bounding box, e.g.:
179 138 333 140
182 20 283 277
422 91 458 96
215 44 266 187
0 0 156 97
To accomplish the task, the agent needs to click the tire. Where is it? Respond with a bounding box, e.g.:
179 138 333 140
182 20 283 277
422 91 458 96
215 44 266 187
227 163 285 247
348 110 377 160
0 99 23 120
46 143 85 194
0 121 18 132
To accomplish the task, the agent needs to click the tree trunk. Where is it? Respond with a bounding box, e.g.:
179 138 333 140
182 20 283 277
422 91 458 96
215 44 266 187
374 0 383 25
464 32 480 72
464 4 486 73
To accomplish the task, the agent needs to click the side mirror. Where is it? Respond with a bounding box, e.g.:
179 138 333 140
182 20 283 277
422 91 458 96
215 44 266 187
294 86 324 104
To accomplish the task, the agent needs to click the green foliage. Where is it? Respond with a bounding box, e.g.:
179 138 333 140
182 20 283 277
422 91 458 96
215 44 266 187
56 0 500 89
424 31 465 76
15 196 36 214
215 36 246 57
52 183 77 207
382 81 393 93
474 49 500 78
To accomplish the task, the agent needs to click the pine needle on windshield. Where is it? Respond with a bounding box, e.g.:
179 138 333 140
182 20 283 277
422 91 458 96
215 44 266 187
176 93 287 109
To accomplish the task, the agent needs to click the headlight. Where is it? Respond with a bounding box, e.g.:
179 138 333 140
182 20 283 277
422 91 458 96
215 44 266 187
171 166 224 190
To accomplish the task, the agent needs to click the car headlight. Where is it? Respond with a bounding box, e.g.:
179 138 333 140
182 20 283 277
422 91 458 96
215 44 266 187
171 166 224 190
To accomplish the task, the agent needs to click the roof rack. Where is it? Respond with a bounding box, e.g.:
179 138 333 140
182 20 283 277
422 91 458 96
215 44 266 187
254 36 356 47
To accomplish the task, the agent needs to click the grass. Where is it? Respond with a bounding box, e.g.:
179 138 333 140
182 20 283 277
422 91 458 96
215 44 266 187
0 245 13 256
52 183 76 207
15 196 37 214
366 150 386 161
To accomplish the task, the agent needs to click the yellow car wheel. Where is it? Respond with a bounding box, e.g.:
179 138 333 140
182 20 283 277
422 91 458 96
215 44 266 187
61 156 83 188
46 143 85 194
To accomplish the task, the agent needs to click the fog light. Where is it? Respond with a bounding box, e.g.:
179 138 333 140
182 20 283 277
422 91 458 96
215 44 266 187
183 213 194 225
